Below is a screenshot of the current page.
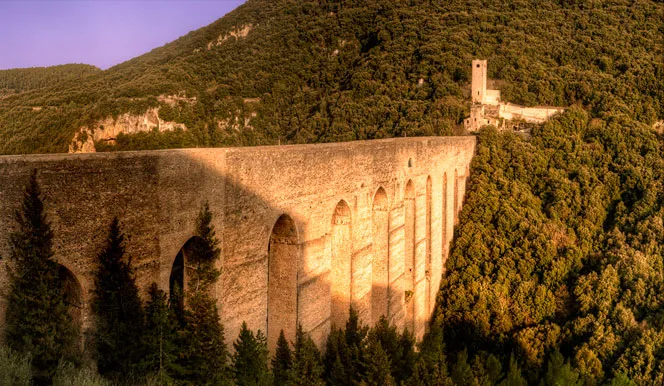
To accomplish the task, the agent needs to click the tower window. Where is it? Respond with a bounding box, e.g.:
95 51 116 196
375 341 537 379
476 64 480 68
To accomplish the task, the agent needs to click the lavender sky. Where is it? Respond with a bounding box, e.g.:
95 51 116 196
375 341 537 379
0 0 246 70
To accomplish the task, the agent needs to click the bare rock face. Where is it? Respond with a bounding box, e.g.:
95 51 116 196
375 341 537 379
654 121 664 134
206 24 253 50
68 108 187 153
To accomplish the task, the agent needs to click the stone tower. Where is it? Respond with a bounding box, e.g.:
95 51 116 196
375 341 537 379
471 59 487 104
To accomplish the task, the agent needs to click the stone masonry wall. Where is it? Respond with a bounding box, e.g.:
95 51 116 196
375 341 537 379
0 136 476 349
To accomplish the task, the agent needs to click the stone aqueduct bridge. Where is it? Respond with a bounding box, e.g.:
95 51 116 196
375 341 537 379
0 136 475 350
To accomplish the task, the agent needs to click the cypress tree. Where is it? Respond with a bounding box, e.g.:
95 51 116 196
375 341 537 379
176 202 231 385
138 283 178 383
363 337 396 386
232 322 271 386
91 217 144 379
271 330 293 385
4 169 79 381
288 325 324 386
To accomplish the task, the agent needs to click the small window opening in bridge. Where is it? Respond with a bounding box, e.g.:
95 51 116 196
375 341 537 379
476 64 480 68
268 214 299 354
408 159 413 168
59 265 83 332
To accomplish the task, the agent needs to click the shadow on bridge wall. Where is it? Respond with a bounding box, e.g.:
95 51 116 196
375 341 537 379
0 137 474 353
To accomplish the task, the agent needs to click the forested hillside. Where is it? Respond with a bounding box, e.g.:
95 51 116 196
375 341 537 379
439 109 664 384
0 0 661 154
0 64 100 96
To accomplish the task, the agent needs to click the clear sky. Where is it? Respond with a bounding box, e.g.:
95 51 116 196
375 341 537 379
0 0 247 70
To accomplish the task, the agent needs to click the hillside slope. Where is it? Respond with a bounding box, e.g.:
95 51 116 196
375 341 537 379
0 0 662 154
0 64 100 97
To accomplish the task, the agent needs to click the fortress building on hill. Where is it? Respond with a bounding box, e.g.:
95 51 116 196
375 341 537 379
464 59 565 132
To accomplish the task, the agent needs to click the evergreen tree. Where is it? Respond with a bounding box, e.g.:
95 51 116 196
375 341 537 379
499 355 527 386
175 202 231 385
288 325 324 386
4 170 79 381
271 330 293 386
232 322 271 386
540 350 581 386
138 283 178 383
607 373 637 386
370 316 416 384
91 217 144 379
406 323 453 386
323 307 368 384
450 349 474 386
363 336 395 386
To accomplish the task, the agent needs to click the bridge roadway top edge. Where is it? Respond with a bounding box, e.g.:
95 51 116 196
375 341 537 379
0 136 477 162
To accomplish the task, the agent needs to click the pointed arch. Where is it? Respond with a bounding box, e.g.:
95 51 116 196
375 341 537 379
404 180 416 332
330 200 352 328
267 214 299 353
425 176 432 326
58 265 83 330
169 236 205 304
442 172 448 255
371 187 389 325
454 169 459 226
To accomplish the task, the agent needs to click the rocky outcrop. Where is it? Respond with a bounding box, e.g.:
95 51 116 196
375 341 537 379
206 24 253 50
68 108 187 153
654 121 664 134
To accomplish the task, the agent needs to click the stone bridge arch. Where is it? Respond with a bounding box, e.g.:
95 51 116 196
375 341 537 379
169 236 206 302
267 213 299 353
371 187 389 325
330 200 352 328
404 180 416 333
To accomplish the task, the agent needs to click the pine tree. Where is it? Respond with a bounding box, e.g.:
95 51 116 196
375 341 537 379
4 170 79 381
175 202 231 385
232 322 271 386
450 349 475 386
498 355 527 386
323 307 368 384
540 350 581 386
406 323 453 386
288 325 324 386
138 283 178 383
363 336 396 386
371 315 416 384
91 217 144 379
271 330 293 385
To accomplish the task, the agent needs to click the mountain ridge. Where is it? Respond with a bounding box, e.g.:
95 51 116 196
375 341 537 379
0 0 662 155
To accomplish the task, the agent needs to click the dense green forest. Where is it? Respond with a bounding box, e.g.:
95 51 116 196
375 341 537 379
437 108 664 384
0 64 100 96
0 0 662 154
